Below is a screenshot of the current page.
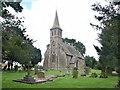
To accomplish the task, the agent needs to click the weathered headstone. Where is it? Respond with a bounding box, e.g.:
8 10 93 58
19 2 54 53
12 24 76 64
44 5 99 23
66 65 70 75
66 70 70 75
81 69 86 76
37 71 45 78
84 67 90 75
72 67 78 78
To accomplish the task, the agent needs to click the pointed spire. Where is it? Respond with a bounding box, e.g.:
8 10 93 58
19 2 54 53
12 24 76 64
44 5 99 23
51 10 61 29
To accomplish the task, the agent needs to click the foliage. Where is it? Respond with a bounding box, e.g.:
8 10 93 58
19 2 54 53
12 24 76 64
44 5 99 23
31 47 42 66
62 38 86 56
84 55 98 69
91 1 119 75
1 2 42 69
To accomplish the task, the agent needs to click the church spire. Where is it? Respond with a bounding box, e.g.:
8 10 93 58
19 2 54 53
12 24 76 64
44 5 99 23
51 10 61 29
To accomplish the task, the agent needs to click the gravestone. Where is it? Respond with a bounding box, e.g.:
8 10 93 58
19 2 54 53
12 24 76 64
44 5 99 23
84 67 90 75
37 71 45 78
66 70 70 75
66 65 70 75
72 67 78 78
81 69 86 76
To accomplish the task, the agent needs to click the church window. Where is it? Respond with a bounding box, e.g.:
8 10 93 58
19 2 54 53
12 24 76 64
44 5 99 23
60 31 62 36
52 31 53 36
54 30 56 35
58 31 60 36
59 31 60 36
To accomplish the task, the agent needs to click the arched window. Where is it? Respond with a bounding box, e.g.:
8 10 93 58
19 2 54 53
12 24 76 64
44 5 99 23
60 31 62 36
54 30 56 35
58 31 60 36
52 31 53 36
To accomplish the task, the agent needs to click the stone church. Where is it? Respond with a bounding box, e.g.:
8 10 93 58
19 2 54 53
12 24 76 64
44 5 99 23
43 11 86 70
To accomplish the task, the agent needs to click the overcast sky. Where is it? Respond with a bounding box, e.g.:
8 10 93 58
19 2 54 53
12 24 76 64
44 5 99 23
8 0 109 61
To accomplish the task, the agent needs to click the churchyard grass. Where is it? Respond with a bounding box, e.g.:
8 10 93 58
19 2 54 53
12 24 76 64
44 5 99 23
1 70 118 88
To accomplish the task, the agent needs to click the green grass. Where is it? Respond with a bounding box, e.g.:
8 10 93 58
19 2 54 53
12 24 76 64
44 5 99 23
1 70 118 88
0 71 2 90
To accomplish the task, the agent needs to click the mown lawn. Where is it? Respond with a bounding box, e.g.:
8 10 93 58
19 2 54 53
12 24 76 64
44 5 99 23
1 70 118 88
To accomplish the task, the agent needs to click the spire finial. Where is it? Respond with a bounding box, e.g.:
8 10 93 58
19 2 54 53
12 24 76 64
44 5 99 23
52 10 61 29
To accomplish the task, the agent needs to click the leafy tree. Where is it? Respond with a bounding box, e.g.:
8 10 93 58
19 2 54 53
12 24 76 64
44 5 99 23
1 1 24 70
1 2 42 71
62 38 73 44
31 47 42 67
62 38 86 56
85 55 98 69
91 1 119 76
74 41 86 56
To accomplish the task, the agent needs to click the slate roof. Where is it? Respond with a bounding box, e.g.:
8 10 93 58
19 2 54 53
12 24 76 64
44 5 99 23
61 43 84 64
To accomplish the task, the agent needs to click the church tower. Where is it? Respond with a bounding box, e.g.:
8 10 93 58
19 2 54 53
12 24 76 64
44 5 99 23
50 11 62 44
49 11 63 70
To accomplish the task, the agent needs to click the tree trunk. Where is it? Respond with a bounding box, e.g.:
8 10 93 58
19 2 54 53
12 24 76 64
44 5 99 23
100 66 108 78
22 64 26 71
7 62 11 71
101 66 105 74
27 65 30 75
10 62 13 70
106 67 112 76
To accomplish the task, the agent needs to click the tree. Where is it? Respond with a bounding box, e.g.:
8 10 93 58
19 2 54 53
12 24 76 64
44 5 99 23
74 41 86 56
1 1 25 70
91 1 119 76
1 2 42 71
85 55 98 69
31 47 42 67
62 38 86 56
